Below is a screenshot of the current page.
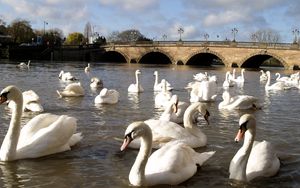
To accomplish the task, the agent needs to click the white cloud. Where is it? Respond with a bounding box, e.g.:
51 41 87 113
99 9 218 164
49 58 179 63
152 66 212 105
98 0 159 11
203 10 247 27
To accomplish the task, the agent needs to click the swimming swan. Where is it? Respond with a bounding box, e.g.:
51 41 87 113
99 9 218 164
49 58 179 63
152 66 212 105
229 114 280 182
129 102 210 149
218 90 259 110
265 71 291 91
90 77 103 89
121 121 215 186
94 88 119 104
59 70 77 82
84 63 91 73
57 82 85 97
128 70 144 93
16 60 30 69
8 90 44 112
0 85 82 161
160 95 189 124
153 71 173 91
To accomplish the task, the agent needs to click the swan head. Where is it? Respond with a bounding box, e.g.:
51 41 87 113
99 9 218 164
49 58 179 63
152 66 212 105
235 114 256 142
120 121 152 151
153 71 158 76
191 102 210 125
135 70 141 75
0 85 23 105
170 95 179 113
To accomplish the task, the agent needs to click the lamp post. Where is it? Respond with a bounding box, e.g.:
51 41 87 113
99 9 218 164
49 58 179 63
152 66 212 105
204 33 209 42
162 34 167 41
231 27 238 42
130 30 137 42
178 27 184 41
43 21 48 35
292 28 299 44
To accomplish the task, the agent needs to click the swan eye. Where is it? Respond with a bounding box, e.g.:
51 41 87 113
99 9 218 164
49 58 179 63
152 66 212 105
0 91 9 104
239 121 248 131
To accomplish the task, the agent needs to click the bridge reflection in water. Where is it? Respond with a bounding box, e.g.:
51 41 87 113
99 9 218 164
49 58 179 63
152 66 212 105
102 41 300 70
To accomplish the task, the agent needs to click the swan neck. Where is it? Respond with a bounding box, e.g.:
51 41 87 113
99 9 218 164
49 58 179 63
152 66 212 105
135 72 139 86
154 73 158 86
183 104 197 129
230 129 255 181
0 97 23 161
129 132 152 186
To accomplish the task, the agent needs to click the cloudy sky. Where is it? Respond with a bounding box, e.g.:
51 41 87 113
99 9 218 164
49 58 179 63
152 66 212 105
1 0 300 42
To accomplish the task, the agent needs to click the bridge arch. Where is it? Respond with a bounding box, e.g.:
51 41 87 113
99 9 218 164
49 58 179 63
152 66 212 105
102 49 129 63
184 48 226 67
240 50 287 69
137 49 174 64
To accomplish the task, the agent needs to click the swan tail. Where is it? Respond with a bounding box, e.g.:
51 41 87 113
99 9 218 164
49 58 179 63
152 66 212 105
68 133 83 147
194 151 216 166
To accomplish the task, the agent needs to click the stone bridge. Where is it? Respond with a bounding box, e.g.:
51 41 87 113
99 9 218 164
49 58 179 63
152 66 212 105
102 41 300 70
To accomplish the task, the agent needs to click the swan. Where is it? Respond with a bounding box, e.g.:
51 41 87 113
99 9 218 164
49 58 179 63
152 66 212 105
229 114 280 182
153 71 173 91
128 70 144 93
190 78 217 102
121 121 215 186
57 82 85 97
231 69 245 83
84 63 91 73
223 71 234 88
259 70 268 82
154 79 172 108
193 72 208 82
94 88 119 104
90 77 103 89
275 72 289 82
16 60 30 69
265 71 291 91
59 70 77 82
160 95 189 124
0 85 82 161
8 90 44 112
129 102 210 149
218 90 259 110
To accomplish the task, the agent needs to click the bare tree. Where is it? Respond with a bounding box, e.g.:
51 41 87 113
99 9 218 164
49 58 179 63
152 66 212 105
249 29 281 45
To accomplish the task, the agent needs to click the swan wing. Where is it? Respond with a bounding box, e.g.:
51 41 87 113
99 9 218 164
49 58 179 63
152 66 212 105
16 114 80 159
145 141 215 185
23 90 40 103
246 141 280 181
229 95 258 110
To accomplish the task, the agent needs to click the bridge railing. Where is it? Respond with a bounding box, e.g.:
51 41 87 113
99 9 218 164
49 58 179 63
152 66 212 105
104 41 299 50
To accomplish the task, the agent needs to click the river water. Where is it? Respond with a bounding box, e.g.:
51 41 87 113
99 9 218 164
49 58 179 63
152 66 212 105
0 60 299 188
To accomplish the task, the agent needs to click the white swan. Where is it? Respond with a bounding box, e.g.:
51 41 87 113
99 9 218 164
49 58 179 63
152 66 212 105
16 60 30 69
57 82 85 97
128 70 144 93
8 90 44 112
0 85 82 161
153 71 173 91
231 69 245 83
229 114 280 182
223 71 234 88
59 70 77 82
154 79 172 108
218 90 259 110
90 77 103 89
259 70 268 82
84 63 91 73
265 71 290 91
275 72 289 82
94 88 119 104
160 95 189 124
129 102 210 149
190 78 217 102
121 121 215 186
